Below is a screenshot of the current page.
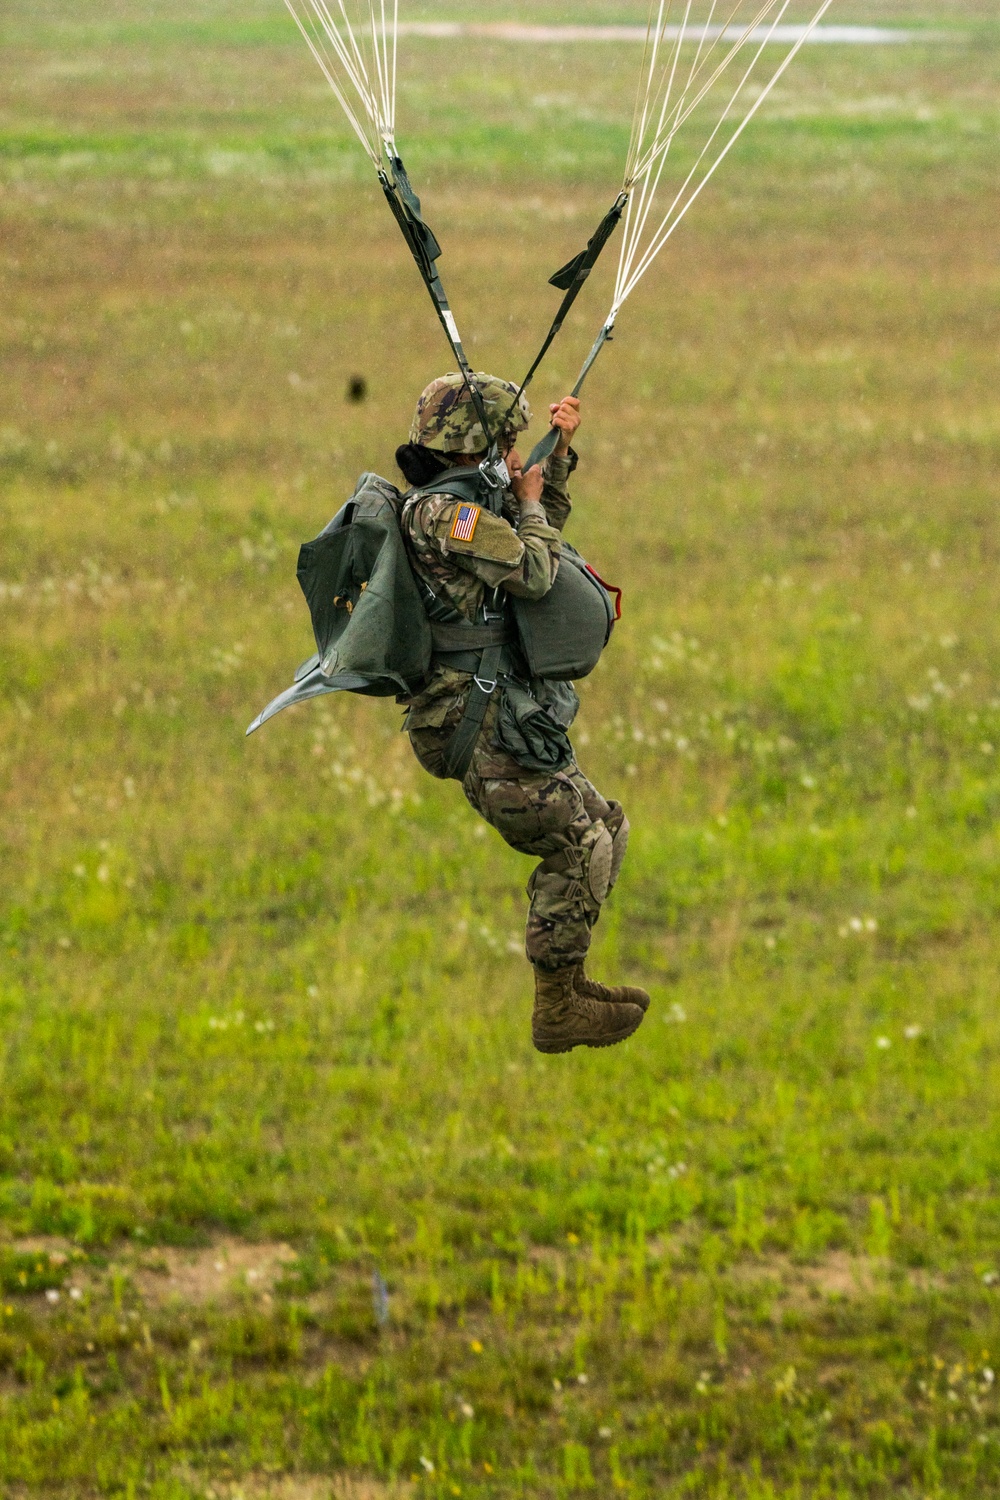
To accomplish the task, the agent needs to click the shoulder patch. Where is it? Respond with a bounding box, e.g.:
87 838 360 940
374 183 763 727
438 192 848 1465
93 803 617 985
430 500 524 567
449 503 481 543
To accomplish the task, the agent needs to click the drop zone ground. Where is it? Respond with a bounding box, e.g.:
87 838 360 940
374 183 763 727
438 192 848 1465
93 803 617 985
2 2 1000 1495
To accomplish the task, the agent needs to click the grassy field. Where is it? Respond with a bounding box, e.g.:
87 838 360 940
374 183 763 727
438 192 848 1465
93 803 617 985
2 2 1000 1495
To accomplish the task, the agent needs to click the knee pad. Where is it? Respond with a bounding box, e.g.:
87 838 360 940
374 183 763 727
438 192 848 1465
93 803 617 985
609 811 630 892
527 816 617 911
528 830 611 911
586 823 615 905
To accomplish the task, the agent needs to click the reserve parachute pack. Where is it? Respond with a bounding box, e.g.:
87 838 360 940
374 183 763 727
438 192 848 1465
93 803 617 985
247 467 620 738
512 542 621 682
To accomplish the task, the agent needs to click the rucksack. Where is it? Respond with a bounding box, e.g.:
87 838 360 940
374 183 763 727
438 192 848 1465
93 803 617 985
246 472 431 735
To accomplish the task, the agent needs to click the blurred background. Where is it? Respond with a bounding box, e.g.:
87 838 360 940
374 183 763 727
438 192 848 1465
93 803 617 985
2 3 999 1495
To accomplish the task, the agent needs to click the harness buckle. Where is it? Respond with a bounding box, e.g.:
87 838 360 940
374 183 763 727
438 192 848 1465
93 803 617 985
478 454 510 492
474 675 498 695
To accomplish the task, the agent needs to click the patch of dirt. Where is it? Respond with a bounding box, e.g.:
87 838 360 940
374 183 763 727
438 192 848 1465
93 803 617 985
207 1480 412 1500
733 1250 942 1302
7 1235 75 1260
9 1234 943 1325
11 1235 300 1309
727 1250 880 1299
126 1238 299 1307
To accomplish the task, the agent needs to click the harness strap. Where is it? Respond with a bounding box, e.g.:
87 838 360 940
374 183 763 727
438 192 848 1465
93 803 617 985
440 643 504 782
430 620 513 653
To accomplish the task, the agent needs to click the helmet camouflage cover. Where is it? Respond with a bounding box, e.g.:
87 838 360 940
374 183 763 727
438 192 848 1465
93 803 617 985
409 372 532 455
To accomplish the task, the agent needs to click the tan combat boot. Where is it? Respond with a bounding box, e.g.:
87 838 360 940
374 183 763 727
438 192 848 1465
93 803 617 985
573 965 651 1014
532 965 646 1054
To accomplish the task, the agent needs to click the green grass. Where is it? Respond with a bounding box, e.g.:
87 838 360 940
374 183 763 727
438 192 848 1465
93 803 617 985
2 3 1000 1496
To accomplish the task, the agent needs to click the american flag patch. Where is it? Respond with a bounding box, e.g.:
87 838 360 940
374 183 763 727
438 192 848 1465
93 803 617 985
450 503 481 543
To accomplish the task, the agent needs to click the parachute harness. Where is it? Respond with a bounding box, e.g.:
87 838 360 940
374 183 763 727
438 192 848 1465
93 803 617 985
282 0 836 474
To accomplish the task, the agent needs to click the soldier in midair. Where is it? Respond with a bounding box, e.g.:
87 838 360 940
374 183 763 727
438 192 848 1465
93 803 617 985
396 373 650 1053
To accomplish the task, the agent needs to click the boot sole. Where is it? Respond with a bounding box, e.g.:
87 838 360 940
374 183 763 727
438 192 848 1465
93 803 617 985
532 1017 645 1054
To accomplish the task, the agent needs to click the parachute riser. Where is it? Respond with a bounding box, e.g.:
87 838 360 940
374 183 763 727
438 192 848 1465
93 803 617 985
501 189 629 439
523 323 614 473
379 159 509 503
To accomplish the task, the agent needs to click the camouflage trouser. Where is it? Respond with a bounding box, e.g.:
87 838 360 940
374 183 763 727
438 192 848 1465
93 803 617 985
408 702 629 972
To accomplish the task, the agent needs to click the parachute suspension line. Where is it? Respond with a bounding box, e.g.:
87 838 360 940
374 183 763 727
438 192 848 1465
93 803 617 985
523 0 834 470
616 0 707 326
282 0 506 485
617 0 796 314
507 0 685 422
628 0 788 187
388 0 400 148
281 0 397 166
614 0 795 317
516 0 794 437
367 0 399 155
612 0 835 318
623 0 674 189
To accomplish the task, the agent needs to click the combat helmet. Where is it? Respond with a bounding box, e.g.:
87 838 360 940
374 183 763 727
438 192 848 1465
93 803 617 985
409 372 531 456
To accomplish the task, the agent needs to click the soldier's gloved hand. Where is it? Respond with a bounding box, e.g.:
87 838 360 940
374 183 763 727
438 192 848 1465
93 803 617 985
510 458 545 505
549 395 581 456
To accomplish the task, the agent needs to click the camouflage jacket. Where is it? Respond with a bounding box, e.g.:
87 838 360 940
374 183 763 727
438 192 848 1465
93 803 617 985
400 453 575 731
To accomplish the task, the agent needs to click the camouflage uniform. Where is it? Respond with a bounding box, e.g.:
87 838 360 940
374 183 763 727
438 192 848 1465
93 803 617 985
400 376 628 974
